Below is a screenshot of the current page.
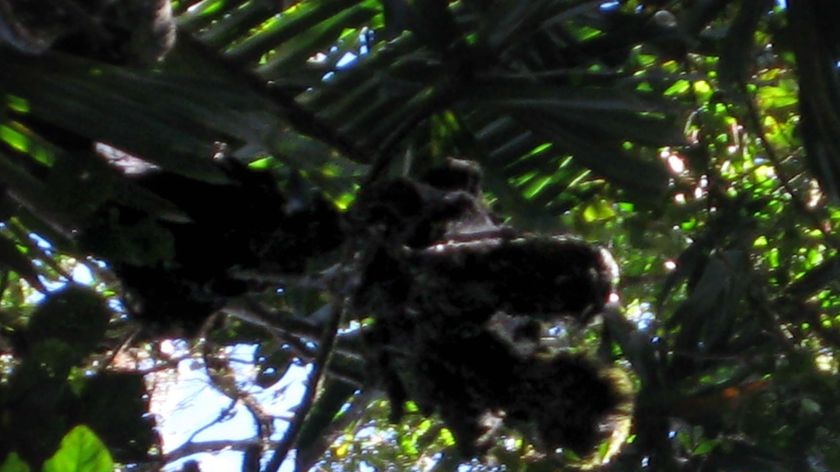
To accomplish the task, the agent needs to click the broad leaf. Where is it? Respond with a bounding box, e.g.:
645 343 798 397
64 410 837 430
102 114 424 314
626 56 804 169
42 426 113 472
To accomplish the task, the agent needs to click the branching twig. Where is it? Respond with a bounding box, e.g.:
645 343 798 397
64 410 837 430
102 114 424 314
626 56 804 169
162 439 273 464
201 338 275 443
185 399 238 445
130 352 193 375
225 302 364 387
262 300 345 472
225 297 366 358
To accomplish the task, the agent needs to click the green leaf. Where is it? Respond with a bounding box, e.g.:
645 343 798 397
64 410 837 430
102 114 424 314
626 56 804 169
77 213 176 267
757 85 798 109
463 83 680 199
693 439 716 455
257 4 378 77
582 200 615 222
0 453 31 472
225 0 368 64
478 0 587 53
0 150 77 231
43 426 113 472
0 53 284 183
514 116 670 199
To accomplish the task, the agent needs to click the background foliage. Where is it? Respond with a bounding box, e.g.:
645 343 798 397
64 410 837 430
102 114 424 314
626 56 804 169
2 0 840 471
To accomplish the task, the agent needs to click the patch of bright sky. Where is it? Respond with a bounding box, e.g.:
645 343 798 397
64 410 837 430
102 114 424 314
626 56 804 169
72 264 94 284
337 52 358 68
158 343 310 472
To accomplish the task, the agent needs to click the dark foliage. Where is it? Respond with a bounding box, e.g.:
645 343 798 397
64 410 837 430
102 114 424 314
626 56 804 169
1 287 155 468
80 158 344 334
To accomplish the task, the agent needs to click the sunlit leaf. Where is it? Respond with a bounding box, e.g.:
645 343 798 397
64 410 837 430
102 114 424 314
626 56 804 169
42 426 113 472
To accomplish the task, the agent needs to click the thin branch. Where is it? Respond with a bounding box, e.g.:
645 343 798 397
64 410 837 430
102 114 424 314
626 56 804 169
162 439 272 464
224 297 366 357
100 328 139 373
130 352 194 375
262 300 345 472
201 338 275 442
185 398 238 445
277 333 365 387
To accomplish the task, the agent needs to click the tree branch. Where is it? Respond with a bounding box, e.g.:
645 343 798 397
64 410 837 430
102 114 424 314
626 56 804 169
222 297 368 387
262 300 345 472
201 340 275 442
162 439 271 464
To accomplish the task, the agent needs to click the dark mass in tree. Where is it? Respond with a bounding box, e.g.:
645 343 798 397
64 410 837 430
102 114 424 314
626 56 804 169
79 158 344 334
351 160 628 460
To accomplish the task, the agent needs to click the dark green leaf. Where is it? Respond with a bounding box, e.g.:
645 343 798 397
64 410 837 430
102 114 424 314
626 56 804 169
511 114 671 199
225 0 368 64
0 453 31 472
44 154 117 220
257 4 378 77
472 83 685 146
401 0 460 54
4 356 78 467
78 373 157 462
25 286 110 362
